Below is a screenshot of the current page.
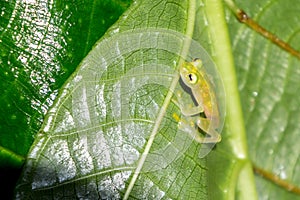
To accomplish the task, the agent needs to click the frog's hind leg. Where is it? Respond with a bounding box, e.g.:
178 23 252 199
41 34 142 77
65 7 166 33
195 118 221 143
178 116 221 144
175 115 221 158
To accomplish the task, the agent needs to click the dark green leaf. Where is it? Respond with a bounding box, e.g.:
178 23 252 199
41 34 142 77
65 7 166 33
0 0 130 198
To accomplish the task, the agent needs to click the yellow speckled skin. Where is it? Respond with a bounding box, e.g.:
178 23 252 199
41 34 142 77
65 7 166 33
179 58 221 143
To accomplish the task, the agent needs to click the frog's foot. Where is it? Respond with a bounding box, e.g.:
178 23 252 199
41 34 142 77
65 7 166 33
193 128 221 144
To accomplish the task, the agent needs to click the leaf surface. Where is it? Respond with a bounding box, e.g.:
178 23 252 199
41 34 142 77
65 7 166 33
8 0 300 199
0 0 130 165
227 0 300 199
15 0 236 199
0 0 130 198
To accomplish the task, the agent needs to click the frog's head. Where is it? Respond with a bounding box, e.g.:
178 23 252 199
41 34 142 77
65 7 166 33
180 58 203 87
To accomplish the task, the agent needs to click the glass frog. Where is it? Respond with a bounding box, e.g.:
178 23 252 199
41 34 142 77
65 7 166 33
174 58 224 157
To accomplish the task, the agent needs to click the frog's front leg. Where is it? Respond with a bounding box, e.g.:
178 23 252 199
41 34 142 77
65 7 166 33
180 103 204 117
175 90 204 116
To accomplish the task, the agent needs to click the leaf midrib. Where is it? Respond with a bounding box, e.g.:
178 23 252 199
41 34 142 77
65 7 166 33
122 0 197 199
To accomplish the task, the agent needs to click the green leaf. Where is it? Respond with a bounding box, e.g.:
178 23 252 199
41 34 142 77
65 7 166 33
1 0 299 199
0 0 130 164
0 0 130 197
227 0 300 199
15 0 247 199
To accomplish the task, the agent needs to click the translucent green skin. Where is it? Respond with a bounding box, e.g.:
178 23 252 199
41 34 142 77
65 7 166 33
179 58 221 143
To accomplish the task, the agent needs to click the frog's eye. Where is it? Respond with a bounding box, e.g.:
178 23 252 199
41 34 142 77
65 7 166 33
187 73 198 84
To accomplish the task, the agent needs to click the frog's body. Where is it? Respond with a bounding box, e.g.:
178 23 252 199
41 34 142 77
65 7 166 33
177 58 221 143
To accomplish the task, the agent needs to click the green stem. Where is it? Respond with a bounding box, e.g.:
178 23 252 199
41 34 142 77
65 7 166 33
205 0 257 199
